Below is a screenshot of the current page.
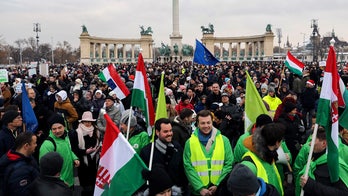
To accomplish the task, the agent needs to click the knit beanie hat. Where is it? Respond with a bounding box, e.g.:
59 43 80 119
120 109 137 127
255 114 273 127
227 163 259 195
105 95 115 102
268 86 275 92
2 111 20 125
261 83 268 90
142 164 173 196
40 152 64 176
48 113 66 128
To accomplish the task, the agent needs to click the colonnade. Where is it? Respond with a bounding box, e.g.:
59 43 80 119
80 32 153 65
201 31 275 61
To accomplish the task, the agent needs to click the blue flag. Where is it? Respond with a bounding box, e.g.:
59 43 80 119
193 39 219 65
21 83 38 132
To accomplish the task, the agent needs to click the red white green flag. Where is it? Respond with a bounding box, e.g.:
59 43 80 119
131 53 155 135
316 46 345 182
285 51 304 76
94 113 147 196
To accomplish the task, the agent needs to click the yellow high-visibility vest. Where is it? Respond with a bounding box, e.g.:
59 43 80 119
189 134 225 185
243 151 284 195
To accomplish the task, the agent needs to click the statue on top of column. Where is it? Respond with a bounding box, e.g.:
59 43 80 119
82 25 88 33
266 24 272 33
140 25 153 35
200 23 214 34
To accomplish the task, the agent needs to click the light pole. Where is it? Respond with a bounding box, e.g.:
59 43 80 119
33 23 41 64
51 37 54 65
19 47 23 65
153 42 156 63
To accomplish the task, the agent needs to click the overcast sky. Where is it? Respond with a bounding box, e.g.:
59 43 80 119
1 0 348 49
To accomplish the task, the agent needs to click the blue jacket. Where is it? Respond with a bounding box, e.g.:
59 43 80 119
0 127 17 157
0 150 39 195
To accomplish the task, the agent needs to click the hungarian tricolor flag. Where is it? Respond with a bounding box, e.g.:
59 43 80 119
94 113 147 196
131 53 155 135
98 63 130 100
285 51 304 76
316 46 346 182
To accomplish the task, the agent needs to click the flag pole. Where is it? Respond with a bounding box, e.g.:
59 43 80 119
148 130 155 171
300 123 319 196
278 64 286 95
126 106 133 140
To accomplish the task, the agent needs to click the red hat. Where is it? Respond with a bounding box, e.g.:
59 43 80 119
306 80 315 86
129 75 135 81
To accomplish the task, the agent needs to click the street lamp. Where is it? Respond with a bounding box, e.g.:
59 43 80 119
33 23 41 64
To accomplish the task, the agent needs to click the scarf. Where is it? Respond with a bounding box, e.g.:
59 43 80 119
76 123 96 165
155 138 174 155
198 130 212 146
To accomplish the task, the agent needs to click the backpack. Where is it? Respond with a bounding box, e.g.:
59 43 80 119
45 136 57 151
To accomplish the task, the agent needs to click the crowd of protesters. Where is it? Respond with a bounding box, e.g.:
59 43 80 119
0 60 348 196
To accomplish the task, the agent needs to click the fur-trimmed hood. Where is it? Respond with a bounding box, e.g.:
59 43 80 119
243 127 271 162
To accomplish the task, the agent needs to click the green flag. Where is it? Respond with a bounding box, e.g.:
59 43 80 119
244 71 268 132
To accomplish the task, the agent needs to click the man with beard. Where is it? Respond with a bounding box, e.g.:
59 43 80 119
241 123 285 195
140 118 188 195
183 110 233 196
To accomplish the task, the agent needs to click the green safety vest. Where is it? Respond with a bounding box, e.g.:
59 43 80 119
243 151 284 195
189 134 225 186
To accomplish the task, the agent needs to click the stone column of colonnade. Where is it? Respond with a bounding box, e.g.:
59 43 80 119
220 43 223 59
211 40 265 61
105 44 110 60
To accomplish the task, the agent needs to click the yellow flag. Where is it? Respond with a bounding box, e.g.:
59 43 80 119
155 72 168 121
244 71 268 132
153 72 168 142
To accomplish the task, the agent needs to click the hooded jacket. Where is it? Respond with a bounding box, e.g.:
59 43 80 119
39 130 78 187
241 130 283 195
0 150 39 195
54 90 78 128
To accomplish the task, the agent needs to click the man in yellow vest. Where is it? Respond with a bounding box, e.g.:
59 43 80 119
183 110 233 196
241 123 285 195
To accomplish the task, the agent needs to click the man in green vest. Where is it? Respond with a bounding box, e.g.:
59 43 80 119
241 123 285 195
183 110 233 196
298 126 348 196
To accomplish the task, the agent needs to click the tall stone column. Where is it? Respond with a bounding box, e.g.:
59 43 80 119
170 0 182 56
172 0 180 36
